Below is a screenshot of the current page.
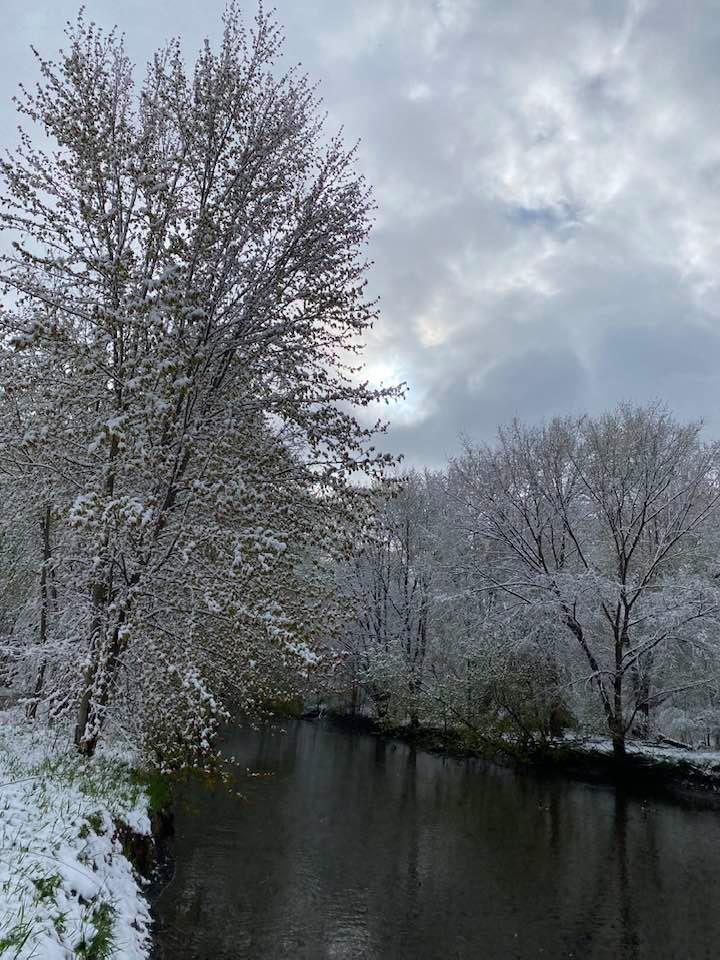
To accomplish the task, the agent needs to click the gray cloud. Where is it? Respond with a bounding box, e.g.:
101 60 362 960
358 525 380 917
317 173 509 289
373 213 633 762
3 0 720 466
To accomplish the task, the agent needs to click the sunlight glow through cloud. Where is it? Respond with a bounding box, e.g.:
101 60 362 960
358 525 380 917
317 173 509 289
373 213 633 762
3 0 720 465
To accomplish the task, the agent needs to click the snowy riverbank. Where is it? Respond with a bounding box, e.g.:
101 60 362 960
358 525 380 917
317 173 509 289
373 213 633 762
0 709 153 959
315 713 720 797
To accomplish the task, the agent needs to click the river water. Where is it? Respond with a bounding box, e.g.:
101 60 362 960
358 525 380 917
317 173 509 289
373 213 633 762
152 719 720 959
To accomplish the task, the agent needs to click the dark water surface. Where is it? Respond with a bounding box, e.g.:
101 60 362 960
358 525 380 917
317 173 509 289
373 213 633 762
152 720 720 959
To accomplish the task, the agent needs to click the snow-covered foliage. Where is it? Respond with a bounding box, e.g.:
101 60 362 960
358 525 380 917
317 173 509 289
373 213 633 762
335 405 720 757
0 708 151 958
0 5 398 763
336 473 440 725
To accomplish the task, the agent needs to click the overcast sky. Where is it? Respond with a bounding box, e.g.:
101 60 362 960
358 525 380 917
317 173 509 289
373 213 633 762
2 1 720 466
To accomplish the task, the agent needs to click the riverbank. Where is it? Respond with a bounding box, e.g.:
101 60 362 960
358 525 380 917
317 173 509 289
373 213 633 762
312 711 720 801
0 708 155 958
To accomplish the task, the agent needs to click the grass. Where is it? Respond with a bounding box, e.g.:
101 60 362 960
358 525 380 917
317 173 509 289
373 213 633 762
130 768 173 815
0 918 33 955
74 902 117 960
79 811 105 839
0 714 152 958
31 871 62 901
33 750 145 812
0 857 119 958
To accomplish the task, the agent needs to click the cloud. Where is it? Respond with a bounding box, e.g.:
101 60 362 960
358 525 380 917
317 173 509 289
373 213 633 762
2 0 720 466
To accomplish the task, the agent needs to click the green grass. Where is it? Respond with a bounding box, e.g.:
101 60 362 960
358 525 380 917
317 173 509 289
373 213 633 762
0 721 149 957
130 767 173 814
79 810 105 839
31 872 62 901
264 694 305 718
0 919 33 955
74 901 117 960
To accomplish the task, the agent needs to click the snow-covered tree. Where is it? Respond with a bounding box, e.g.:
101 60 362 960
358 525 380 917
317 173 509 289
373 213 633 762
338 472 440 725
450 404 720 756
0 6 398 760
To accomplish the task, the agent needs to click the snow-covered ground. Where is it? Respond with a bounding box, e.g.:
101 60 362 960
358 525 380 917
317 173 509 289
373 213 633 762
0 708 152 959
560 733 720 777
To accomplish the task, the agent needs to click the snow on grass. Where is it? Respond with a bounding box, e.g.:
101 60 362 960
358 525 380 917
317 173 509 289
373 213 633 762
560 733 720 775
0 708 152 959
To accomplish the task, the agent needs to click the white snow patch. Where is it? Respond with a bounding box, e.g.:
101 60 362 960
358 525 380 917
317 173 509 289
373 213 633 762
0 709 153 958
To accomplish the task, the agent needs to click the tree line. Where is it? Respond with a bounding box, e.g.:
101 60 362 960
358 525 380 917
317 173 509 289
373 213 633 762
334 404 720 758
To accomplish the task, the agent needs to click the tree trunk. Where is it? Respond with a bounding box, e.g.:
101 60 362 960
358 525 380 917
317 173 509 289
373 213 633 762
74 673 99 755
74 577 109 755
75 613 128 756
631 667 651 739
611 633 626 760
27 503 52 721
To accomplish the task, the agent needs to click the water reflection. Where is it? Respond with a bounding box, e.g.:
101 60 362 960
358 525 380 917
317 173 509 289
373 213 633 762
153 721 720 960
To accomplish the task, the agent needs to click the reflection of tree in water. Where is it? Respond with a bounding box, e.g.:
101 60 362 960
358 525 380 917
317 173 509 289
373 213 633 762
615 792 641 960
155 722 720 960
398 748 421 935
554 789 651 960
